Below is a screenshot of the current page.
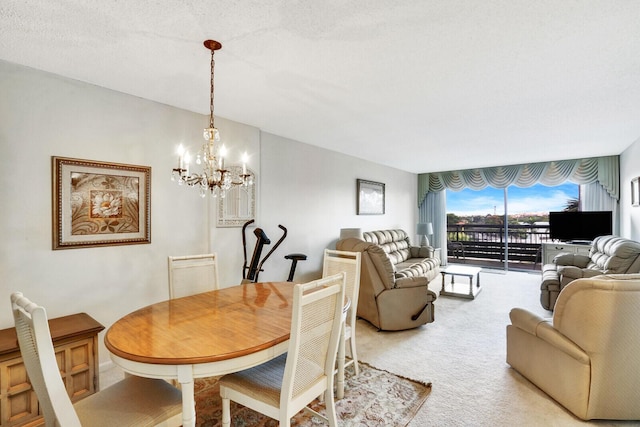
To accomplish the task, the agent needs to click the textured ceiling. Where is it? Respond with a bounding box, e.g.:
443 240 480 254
1 1 639 173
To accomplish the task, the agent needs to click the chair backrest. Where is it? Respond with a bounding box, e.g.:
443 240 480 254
281 273 346 407
363 229 412 264
587 235 640 274
10 292 82 427
553 274 640 416
168 253 219 299
322 249 361 329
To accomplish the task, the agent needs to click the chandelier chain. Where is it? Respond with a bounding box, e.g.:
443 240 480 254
209 49 215 129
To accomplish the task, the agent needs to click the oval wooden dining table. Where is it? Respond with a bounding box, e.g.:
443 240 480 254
105 281 347 427
105 282 293 426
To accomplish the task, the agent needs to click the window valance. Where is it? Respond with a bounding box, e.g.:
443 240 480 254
418 155 619 206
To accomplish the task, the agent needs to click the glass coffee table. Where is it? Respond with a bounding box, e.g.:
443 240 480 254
440 265 482 299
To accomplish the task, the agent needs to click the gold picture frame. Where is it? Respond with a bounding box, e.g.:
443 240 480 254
52 157 151 250
357 179 385 215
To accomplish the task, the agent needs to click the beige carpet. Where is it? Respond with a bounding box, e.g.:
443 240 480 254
100 269 640 426
356 268 640 426
193 363 431 426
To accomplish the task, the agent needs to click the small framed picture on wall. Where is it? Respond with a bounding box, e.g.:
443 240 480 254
632 177 639 207
357 179 385 215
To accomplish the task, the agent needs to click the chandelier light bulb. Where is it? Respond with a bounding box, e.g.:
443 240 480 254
242 152 248 175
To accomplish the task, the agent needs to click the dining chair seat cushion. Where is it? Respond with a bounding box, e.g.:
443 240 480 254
74 375 183 427
220 354 287 407
220 353 325 409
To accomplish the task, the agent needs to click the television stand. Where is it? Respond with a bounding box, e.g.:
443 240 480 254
568 240 592 245
542 242 592 265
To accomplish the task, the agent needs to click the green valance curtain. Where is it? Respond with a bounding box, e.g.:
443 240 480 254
418 155 619 206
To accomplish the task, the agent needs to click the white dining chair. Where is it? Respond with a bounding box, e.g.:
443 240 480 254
10 292 183 427
167 253 219 299
322 249 362 377
219 272 347 427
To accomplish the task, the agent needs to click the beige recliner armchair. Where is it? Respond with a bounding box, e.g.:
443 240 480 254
540 235 640 310
507 274 640 420
336 229 439 331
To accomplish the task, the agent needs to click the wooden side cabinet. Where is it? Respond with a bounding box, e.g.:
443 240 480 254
0 313 104 427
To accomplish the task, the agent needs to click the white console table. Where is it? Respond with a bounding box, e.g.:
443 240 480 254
541 242 591 265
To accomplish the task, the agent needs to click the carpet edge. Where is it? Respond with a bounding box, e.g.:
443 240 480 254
358 360 433 389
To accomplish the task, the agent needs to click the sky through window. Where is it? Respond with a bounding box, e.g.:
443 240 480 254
446 182 579 216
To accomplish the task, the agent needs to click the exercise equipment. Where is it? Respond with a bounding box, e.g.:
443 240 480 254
241 220 307 283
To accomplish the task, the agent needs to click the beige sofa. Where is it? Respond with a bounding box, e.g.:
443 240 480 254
336 229 440 331
540 235 640 310
507 274 640 420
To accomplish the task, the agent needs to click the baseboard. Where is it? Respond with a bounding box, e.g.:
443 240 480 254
99 359 116 373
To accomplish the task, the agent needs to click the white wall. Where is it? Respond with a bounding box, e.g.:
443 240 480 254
620 137 640 241
256 132 416 283
0 60 417 365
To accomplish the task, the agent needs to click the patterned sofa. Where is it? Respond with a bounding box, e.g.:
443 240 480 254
336 229 440 331
540 235 640 310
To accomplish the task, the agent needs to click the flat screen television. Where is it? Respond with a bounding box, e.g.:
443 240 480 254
548 211 613 243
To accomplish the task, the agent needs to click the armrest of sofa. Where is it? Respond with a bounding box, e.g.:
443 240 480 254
554 253 590 268
395 276 429 289
557 266 603 281
509 308 589 363
410 245 434 258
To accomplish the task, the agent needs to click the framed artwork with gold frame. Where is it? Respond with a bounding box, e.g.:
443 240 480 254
52 157 151 250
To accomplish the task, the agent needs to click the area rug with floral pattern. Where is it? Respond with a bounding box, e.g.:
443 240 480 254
193 363 431 426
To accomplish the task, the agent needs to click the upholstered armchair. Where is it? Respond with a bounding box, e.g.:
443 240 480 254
507 274 640 420
540 235 640 310
336 230 438 331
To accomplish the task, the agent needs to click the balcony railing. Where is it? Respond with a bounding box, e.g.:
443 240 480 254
447 223 551 270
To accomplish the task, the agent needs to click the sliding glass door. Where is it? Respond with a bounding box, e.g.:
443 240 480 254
446 183 578 271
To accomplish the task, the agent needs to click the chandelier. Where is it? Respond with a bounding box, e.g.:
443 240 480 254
171 40 253 198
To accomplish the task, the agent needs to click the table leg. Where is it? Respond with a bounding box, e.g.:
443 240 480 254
337 324 346 399
469 275 473 296
177 365 196 427
441 272 445 293
477 272 481 287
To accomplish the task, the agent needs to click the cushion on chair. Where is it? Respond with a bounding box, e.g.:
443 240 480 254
364 230 412 264
410 246 434 258
557 266 603 282
587 236 640 273
395 258 440 279
218 354 287 407
554 253 590 268
73 375 182 427
366 243 396 289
